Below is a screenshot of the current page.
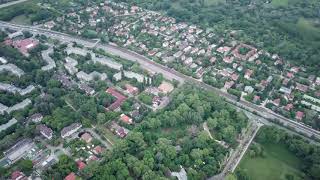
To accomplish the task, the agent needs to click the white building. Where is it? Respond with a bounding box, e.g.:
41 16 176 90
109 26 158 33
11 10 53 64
0 57 8 64
6 98 32 114
61 123 82 138
41 48 56 71
92 57 123 70
64 57 78 75
0 64 25 77
0 118 17 132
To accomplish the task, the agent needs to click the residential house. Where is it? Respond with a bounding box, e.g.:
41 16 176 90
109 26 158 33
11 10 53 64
28 113 43 123
37 124 53 140
81 132 93 143
272 98 280 107
224 81 234 90
61 123 82 138
120 114 133 124
244 86 254 94
244 69 253 79
78 83 95 96
106 87 127 111
93 145 104 155
284 103 294 111
77 160 86 171
65 172 77 180
110 121 129 138
279 87 292 95
11 171 27 180
295 83 308 93
295 111 304 121
125 84 139 95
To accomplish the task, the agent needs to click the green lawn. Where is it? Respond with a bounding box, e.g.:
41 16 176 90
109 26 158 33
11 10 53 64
204 0 226 6
296 18 320 40
237 142 307 180
9 14 31 25
271 0 289 7
96 126 120 145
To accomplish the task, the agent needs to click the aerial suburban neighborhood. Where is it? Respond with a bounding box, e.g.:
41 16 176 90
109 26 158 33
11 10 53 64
0 0 319 179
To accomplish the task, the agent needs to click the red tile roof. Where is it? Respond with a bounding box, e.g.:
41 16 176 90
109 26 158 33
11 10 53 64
65 172 76 180
10 38 39 56
93 145 103 155
81 132 92 143
295 111 304 121
120 114 133 124
11 171 26 180
125 84 139 95
284 104 293 111
106 88 127 111
77 160 86 170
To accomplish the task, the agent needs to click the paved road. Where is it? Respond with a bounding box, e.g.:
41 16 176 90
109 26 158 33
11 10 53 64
1 21 319 140
209 122 262 180
0 0 30 9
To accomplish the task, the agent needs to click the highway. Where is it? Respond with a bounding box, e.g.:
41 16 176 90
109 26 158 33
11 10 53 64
0 0 30 9
1 21 320 140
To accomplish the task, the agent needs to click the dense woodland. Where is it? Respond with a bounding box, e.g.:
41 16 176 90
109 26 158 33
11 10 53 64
42 85 248 179
117 0 320 75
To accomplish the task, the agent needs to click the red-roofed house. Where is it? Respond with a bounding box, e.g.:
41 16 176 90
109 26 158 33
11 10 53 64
290 67 299 73
295 111 304 121
110 121 129 138
253 95 260 103
255 60 262 65
223 56 234 64
284 104 293 111
295 83 309 93
120 114 133 124
7 38 39 56
272 98 280 107
65 172 76 180
231 73 239 81
81 132 93 143
244 69 253 79
125 84 139 95
106 88 127 111
11 171 27 180
286 72 294 79
77 160 86 170
88 155 98 162
93 145 104 155
210 57 216 64
224 81 235 90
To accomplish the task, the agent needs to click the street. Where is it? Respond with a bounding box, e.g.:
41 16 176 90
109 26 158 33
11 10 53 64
0 0 30 9
0 21 319 140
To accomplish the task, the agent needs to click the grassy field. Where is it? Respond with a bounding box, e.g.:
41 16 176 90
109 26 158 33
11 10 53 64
9 14 31 25
296 18 320 40
237 142 306 180
204 0 226 6
271 0 289 7
96 126 120 145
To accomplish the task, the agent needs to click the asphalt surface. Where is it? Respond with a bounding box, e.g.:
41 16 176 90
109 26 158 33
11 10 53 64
0 21 319 140
0 0 30 9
